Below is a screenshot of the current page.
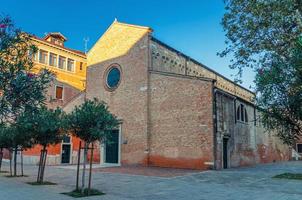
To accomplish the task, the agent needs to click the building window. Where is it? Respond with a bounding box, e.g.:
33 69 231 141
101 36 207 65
55 86 63 100
58 56 66 69
39 50 48 64
236 104 248 123
297 144 302 153
106 66 121 89
67 59 74 72
49 53 57 67
80 62 83 70
28 49 36 61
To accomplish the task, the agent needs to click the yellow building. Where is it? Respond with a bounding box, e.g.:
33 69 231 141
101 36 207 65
30 32 87 91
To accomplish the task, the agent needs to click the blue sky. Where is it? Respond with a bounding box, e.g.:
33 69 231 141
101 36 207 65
2 0 255 89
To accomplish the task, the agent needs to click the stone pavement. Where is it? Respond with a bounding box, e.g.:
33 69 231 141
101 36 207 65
1 161 302 200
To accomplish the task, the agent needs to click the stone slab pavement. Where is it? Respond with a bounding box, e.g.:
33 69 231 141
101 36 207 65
1 161 302 200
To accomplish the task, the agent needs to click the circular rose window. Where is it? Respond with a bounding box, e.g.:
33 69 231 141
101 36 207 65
106 66 121 89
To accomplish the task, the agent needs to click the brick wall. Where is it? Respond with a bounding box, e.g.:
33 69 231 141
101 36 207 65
215 91 290 169
148 72 214 169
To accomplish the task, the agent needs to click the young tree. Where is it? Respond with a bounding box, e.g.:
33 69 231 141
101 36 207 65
0 15 53 176
66 99 119 195
10 121 33 176
0 123 13 172
18 107 65 183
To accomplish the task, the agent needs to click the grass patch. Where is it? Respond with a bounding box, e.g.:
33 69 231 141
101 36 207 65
62 188 105 198
5 175 28 178
273 173 302 180
27 181 57 186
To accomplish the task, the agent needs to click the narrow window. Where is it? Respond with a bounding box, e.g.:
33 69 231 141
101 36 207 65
240 104 244 122
237 104 248 123
67 59 74 72
80 62 83 70
49 53 57 67
236 107 241 121
244 108 248 122
58 56 66 69
39 50 48 64
55 86 63 100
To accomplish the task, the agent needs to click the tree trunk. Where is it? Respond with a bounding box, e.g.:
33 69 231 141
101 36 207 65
88 143 94 195
37 149 43 182
41 149 47 183
39 146 47 183
9 149 12 176
81 142 88 195
20 149 23 176
13 147 17 176
0 148 3 172
76 141 82 191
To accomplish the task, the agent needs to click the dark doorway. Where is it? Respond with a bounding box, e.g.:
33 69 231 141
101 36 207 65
105 130 119 164
223 138 228 169
61 144 71 164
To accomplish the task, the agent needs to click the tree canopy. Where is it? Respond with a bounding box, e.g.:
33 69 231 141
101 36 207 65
0 16 53 122
221 0 302 145
255 43 302 145
220 0 302 79
66 99 119 144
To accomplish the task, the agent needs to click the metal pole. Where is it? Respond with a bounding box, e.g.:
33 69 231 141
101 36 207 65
76 141 82 191
88 143 94 195
0 148 3 172
9 149 12 176
21 149 23 176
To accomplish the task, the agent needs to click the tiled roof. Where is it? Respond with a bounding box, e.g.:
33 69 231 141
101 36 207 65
31 35 86 57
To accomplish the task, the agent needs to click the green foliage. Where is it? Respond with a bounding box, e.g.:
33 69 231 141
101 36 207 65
0 123 13 149
220 0 302 79
62 189 105 198
273 173 302 180
66 99 119 143
221 0 302 145
0 15 53 122
18 107 65 147
255 43 302 145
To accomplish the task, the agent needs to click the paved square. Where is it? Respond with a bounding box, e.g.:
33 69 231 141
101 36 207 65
1 161 302 200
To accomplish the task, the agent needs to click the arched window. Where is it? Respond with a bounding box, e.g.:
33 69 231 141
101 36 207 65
236 104 248 123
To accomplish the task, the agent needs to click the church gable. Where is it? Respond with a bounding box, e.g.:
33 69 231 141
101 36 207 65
87 20 152 66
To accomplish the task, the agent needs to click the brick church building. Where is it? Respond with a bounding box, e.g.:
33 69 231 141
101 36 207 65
20 20 290 170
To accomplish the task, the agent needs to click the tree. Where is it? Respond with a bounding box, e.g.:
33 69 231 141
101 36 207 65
0 15 53 177
220 0 302 144
66 99 119 195
18 107 65 183
255 42 302 145
0 15 53 123
220 0 302 79
10 120 33 176
0 123 13 173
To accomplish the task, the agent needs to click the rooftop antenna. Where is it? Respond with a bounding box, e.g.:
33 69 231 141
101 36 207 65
83 37 89 54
